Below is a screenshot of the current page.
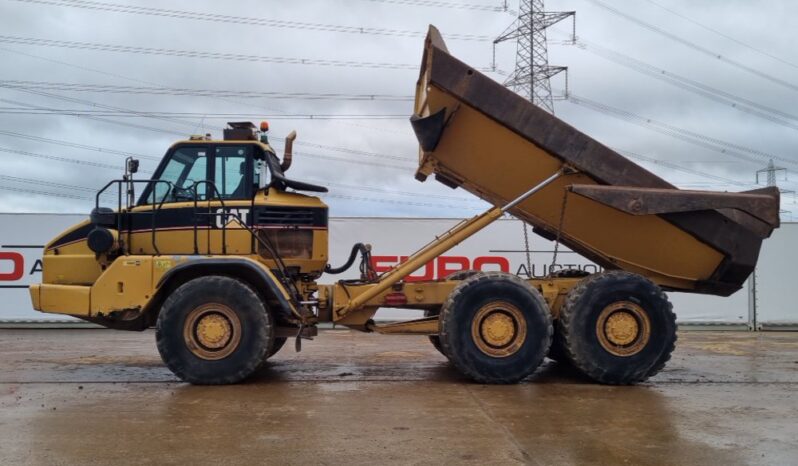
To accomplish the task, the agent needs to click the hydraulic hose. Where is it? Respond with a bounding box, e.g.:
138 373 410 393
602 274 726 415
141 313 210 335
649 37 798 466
325 243 374 279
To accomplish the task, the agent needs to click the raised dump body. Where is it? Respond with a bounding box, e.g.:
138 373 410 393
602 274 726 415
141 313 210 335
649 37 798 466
411 26 779 296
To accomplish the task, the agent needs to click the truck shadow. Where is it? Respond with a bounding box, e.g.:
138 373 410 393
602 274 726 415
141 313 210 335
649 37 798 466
247 357 594 385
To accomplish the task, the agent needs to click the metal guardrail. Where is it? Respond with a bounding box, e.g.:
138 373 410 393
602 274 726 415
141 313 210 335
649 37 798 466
95 179 173 255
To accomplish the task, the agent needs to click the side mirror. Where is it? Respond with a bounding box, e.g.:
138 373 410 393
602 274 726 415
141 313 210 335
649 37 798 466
123 157 140 208
126 158 139 175
281 130 296 172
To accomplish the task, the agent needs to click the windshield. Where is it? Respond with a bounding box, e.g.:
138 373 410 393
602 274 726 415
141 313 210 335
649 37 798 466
149 147 208 203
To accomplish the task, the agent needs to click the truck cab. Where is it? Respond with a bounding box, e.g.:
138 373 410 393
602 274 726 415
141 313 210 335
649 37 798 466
128 133 330 275
31 122 328 333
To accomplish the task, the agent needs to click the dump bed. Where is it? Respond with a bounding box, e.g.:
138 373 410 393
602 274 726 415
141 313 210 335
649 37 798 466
411 26 779 296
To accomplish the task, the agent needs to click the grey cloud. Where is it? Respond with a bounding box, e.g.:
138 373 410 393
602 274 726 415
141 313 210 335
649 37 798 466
0 0 796 218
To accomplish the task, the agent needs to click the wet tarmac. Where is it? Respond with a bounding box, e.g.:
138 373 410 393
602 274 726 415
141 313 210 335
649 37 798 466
0 329 796 465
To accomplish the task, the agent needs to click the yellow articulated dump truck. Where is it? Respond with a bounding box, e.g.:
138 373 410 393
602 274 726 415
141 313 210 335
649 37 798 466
30 27 779 385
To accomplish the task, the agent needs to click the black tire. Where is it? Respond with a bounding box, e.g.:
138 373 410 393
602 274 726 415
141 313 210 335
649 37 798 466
559 271 677 385
547 326 569 362
156 276 273 385
426 270 481 357
267 337 287 358
439 272 552 384
444 269 481 281
548 268 591 279
424 309 446 356
546 269 590 363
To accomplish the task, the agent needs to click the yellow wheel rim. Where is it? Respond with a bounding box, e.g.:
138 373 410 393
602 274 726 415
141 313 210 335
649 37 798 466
596 301 651 357
184 303 242 360
471 301 527 358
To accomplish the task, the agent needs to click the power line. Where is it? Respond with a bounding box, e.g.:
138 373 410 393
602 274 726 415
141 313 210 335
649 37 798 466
2 92 414 168
0 34 416 70
0 144 471 203
0 50 423 169
1 46 418 155
0 80 414 101
615 147 755 189
2 75 419 166
0 175 120 202
293 151 414 171
0 144 415 202
0 95 187 136
0 124 415 171
0 34 501 73
560 37 798 132
6 0 492 41
322 192 482 211
0 129 159 160
359 0 506 12
0 173 482 211
0 174 99 193
6 86 264 136
5 45 782 194
0 184 90 200
565 93 798 169
0 146 139 171
0 108 408 120
642 0 798 70
584 0 798 94
321 180 483 203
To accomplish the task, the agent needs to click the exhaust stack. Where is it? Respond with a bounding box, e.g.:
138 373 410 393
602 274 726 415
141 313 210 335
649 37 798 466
281 130 296 172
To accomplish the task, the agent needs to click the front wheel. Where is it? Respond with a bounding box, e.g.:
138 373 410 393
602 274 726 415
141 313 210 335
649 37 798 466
156 276 273 385
440 272 552 384
267 337 288 359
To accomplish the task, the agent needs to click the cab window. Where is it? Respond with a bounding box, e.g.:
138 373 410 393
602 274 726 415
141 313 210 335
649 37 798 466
149 147 208 203
214 146 254 200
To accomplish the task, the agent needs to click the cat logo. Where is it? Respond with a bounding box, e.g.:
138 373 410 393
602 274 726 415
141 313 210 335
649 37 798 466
215 208 250 229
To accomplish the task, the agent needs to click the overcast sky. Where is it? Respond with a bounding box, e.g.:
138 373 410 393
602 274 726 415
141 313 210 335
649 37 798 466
1 0 797 219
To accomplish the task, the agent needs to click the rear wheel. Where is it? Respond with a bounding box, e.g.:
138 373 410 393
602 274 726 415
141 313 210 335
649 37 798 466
547 327 569 362
559 271 676 384
439 272 552 384
546 269 592 363
156 276 273 385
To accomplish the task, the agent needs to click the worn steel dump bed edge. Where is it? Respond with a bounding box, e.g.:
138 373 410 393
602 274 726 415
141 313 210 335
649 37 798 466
411 25 779 296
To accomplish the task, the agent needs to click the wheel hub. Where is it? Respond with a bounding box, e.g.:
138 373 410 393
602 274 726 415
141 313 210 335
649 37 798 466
184 303 242 360
596 301 651 357
196 314 232 349
481 313 515 347
471 302 527 358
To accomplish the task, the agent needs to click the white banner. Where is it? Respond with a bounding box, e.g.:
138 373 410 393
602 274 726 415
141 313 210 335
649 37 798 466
752 225 798 324
0 213 792 324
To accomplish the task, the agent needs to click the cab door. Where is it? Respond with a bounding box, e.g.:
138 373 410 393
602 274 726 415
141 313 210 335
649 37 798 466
206 145 257 254
130 144 256 256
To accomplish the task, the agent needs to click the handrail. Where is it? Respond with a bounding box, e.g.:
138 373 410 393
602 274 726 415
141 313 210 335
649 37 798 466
188 180 304 310
95 178 305 316
191 180 231 255
95 179 174 255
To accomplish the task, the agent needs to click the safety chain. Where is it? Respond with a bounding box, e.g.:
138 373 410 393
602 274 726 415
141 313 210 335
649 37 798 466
550 187 570 273
522 222 532 278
